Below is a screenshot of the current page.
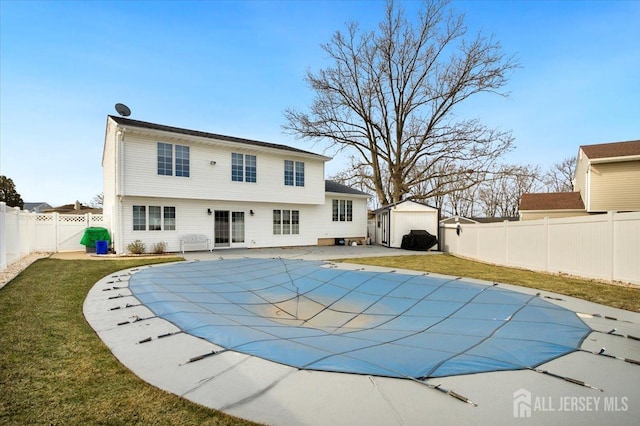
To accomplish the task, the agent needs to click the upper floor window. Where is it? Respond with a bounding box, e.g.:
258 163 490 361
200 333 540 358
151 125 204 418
284 160 304 186
232 153 257 182
175 146 190 177
332 199 353 222
157 143 173 176
232 153 243 182
295 161 304 187
157 142 190 177
245 154 257 182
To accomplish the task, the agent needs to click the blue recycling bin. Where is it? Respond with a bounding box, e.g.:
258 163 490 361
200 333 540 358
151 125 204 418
95 240 109 255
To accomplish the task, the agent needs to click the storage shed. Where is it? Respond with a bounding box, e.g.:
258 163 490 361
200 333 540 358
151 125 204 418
373 200 439 250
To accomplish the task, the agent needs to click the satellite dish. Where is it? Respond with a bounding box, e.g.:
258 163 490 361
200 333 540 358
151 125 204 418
115 103 131 117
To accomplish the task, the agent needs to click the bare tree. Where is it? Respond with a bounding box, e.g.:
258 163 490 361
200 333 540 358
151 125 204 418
544 156 576 192
440 177 482 217
89 192 104 209
476 164 543 217
285 0 518 205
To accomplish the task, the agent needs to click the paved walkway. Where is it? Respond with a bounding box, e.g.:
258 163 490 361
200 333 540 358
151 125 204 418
180 244 439 261
82 248 640 425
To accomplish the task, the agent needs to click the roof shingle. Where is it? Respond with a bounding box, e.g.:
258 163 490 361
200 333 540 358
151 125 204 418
325 180 370 196
109 115 328 159
580 140 640 159
519 192 585 211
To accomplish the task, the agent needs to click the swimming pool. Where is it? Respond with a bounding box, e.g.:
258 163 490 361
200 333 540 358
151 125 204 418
129 258 591 379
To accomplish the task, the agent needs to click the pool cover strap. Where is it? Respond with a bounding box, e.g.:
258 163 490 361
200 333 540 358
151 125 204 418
128 258 592 380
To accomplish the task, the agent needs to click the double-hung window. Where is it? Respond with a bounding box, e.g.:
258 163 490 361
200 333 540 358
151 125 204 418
295 161 304 186
273 209 300 235
284 160 304 186
232 212 245 243
163 207 176 230
157 143 190 177
332 199 353 222
157 143 173 176
245 154 257 182
231 153 244 182
133 205 176 231
232 153 257 182
175 145 190 177
133 206 146 230
149 206 162 230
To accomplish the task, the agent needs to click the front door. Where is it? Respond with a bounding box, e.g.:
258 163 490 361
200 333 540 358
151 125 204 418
214 210 230 247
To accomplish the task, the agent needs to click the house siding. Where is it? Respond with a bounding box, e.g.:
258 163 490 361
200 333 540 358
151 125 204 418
317 194 369 242
589 160 640 212
574 148 589 206
117 195 367 253
104 117 370 253
120 132 325 205
102 120 119 247
520 210 590 221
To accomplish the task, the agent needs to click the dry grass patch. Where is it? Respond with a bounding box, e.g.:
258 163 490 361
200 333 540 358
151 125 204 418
0 258 259 426
336 254 640 312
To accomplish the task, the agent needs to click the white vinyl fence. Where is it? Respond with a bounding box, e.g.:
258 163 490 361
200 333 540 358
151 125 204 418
440 211 640 285
0 202 108 272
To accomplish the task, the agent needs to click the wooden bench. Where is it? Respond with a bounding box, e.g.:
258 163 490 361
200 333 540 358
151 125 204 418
179 234 211 253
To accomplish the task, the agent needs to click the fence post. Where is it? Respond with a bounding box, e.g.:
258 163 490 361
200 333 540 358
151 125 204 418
53 212 60 253
608 211 615 282
0 202 6 271
504 220 509 266
14 206 21 258
544 217 550 273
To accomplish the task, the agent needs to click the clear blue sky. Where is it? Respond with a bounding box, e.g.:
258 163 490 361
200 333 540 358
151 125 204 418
1 0 638 207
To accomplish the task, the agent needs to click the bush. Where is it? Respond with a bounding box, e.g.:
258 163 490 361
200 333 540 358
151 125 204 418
151 241 167 254
127 240 146 254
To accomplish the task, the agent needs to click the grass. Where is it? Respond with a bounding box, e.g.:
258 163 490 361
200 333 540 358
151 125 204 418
0 258 259 426
336 254 640 312
1 254 638 425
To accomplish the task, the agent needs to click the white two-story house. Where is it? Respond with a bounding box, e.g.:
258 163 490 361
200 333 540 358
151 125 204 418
102 115 369 254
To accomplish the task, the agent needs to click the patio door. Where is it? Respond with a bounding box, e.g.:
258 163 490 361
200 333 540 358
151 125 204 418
214 210 230 247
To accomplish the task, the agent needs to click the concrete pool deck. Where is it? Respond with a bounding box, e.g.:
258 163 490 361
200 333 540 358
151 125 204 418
83 246 640 425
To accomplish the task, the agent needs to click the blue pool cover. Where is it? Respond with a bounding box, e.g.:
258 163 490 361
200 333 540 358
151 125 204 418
129 258 591 379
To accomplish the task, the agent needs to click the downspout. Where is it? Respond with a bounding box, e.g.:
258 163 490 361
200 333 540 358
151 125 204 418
116 128 125 254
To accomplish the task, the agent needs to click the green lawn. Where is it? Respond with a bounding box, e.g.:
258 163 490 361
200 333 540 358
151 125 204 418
336 254 640 312
0 258 259 426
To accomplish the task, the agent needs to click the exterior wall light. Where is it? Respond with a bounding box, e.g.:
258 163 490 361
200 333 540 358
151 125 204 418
207 208 212 215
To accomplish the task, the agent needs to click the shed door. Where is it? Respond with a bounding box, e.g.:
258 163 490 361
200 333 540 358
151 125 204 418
381 211 389 246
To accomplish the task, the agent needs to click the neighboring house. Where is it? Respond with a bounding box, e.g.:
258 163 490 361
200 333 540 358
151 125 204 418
519 140 640 220
439 216 479 226
574 140 640 212
373 200 439 249
44 200 103 215
23 202 53 213
102 116 369 254
519 192 587 221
